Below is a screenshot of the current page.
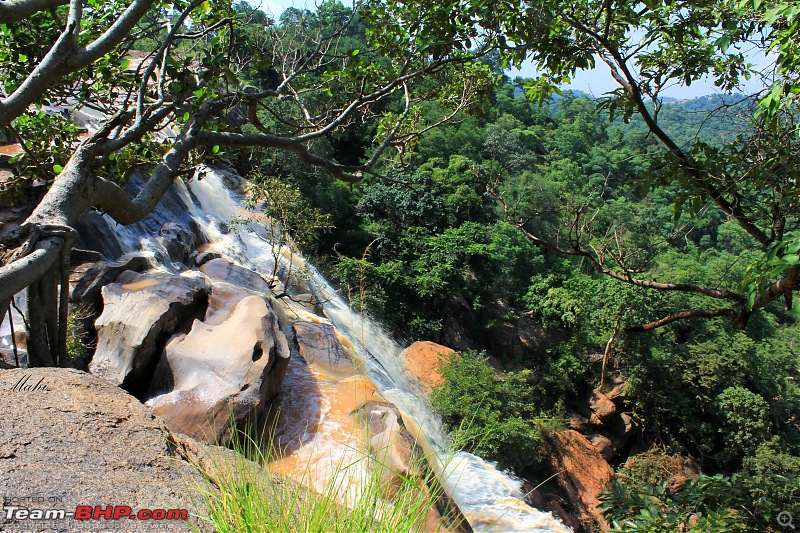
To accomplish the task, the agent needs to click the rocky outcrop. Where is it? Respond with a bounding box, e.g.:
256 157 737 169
545 430 615 531
400 341 456 393
0 368 212 532
158 222 196 264
589 390 617 426
441 296 475 351
90 272 208 388
69 252 151 312
355 401 416 489
200 257 271 293
293 320 356 376
146 284 290 445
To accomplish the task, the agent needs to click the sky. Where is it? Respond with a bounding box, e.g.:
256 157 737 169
251 0 772 100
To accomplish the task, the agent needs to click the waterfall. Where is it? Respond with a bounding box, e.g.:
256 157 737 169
76 167 571 533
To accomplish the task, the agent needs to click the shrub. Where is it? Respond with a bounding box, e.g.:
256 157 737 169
431 350 558 473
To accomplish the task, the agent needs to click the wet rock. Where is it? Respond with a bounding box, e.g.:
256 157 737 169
546 499 583 533
200 257 271 293
146 285 290 445
589 390 617 427
158 222 195 264
355 401 416 489
351 401 468 533
293 320 355 376
192 250 222 267
400 341 456 394
545 430 615 531
0 368 212 532
69 252 152 313
90 272 208 388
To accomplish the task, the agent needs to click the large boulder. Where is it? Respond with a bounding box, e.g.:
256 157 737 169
400 341 456 394
69 252 152 313
354 401 416 489
146 284 290 445
90 272 208 389
0 368 211 532
158 222 196 264
589 390 617 427
200 257 270 293
490 316 566 360
545 430 615 532
293 320 357 376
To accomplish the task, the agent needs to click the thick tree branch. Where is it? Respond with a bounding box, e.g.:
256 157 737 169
196 131 365 183
751 265 800 313
0 0 156 129
627 308 739 331
0 0 68 24
92 133 199 224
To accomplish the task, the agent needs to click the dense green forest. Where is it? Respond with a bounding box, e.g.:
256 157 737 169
3 0 800 530
222 4 800 530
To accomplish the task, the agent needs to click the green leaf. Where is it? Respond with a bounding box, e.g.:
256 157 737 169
212 145 220 154
53 164 63 173
183 111 190 121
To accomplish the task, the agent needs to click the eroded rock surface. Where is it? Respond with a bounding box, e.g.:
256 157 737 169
293 320 356 376
70 252 152 313
0 368 212 533
200 257 270 293
90 272 208 388
147 284 290 444
354 401 416 488
158 222 196 264
545 429 615 531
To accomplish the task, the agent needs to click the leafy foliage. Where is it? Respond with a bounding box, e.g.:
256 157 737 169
430 351 558 473
601 473 800 532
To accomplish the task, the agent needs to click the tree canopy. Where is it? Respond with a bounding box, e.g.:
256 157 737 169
0 0 494 365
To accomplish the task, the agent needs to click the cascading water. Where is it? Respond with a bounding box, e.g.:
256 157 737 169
77 167 571 533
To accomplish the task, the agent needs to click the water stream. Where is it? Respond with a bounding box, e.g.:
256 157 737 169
75 167 571 533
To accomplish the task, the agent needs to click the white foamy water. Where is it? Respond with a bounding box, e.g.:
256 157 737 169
79 167 570 533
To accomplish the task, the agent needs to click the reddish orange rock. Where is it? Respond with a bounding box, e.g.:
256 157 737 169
400 341 456 393
545 429 615 532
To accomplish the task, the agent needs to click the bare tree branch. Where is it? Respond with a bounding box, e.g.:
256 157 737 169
628 308 738 331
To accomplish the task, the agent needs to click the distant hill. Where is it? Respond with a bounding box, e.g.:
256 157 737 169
613 92 754 148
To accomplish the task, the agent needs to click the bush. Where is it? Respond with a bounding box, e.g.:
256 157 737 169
431 350 558 473
716 386 771 465
601 472 798 533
